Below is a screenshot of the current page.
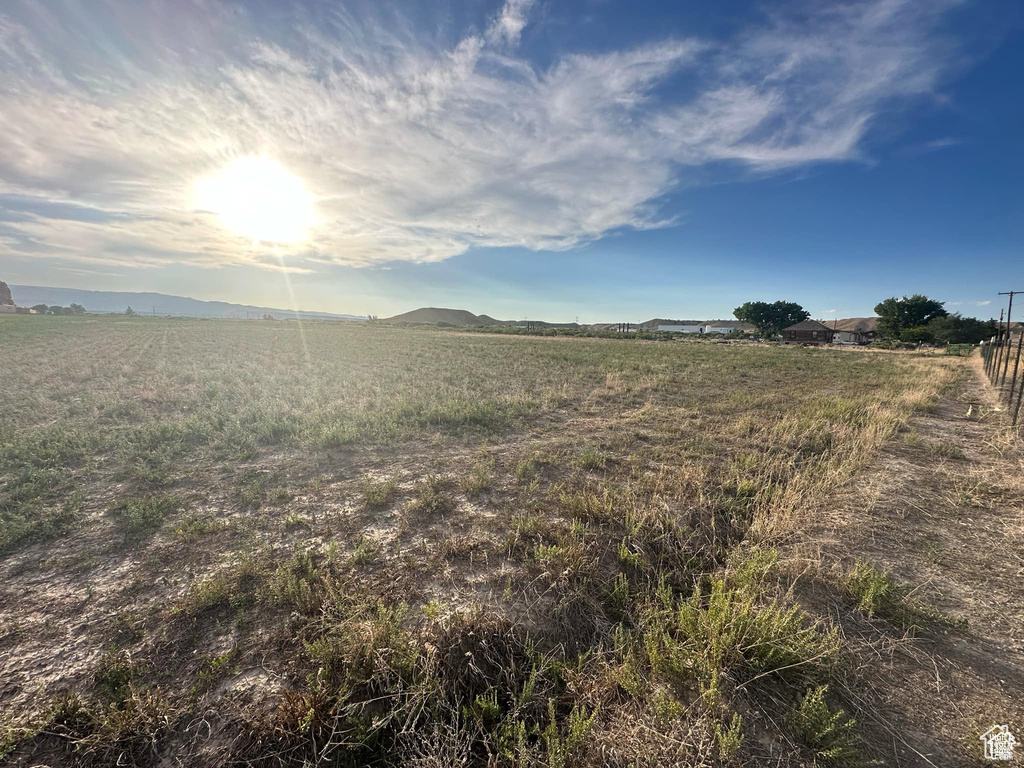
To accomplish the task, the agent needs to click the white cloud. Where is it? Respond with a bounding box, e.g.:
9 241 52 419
919 136 962 152
0 0 965 271
487 0 535 47
948 299 993 308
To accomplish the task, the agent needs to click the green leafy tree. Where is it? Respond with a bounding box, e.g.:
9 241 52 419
900 326 935 344
873 295 947 338
927 314 995 344
733 301 810 338
69 303 86 315
31 304 50 314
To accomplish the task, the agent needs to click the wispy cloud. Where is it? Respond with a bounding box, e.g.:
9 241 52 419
905 136 963 155
921 137 962 151
948 299 992 307
0 0 965 271
487 0 535 47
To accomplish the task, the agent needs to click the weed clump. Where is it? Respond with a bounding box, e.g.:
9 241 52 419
108 495 182 536
361 476 399 510
93 649 136 703
459 457 494 496
642 578 838 701
574 446 608 471
407 475 456 518
788 685 863 766
846 560 960 630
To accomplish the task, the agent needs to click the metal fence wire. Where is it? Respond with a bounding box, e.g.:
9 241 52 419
980 291 1024 425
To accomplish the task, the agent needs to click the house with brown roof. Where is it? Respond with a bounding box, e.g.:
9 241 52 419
782 320 835 346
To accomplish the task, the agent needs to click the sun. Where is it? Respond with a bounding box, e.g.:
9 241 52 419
194 157 314 244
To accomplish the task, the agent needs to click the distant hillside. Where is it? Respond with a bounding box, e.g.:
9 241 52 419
832 317 880 332
382 308 581 328
383 307 492 326
8 285 364 321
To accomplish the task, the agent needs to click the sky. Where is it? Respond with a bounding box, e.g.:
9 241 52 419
0 0 1021 322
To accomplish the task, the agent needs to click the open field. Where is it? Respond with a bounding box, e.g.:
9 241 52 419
1 315 1016 766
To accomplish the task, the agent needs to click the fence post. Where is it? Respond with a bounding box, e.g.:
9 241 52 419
1002 296 1015 387
993 309 1005 384
1010 330 1024 407
1013 361 1024 425
992 334 1001 383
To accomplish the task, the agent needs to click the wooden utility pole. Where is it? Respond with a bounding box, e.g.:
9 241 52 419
993 308 1006 380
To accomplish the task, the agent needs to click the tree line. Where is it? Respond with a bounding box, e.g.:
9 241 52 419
733 294 997 344
31 303 87 316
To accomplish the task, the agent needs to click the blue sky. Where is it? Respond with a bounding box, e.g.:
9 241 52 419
1 0 1021 321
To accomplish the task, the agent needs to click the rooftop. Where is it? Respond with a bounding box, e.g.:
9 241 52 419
784 320 836 332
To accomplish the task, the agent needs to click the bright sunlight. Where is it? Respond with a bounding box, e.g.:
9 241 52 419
194 156 314 244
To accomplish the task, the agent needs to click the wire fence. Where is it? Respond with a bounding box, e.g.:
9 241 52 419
980 291 1024 425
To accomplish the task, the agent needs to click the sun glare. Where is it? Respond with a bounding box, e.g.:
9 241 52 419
194 157 314 244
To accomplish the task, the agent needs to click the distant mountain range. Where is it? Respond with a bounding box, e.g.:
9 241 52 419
4 287 879 331
8 285 365 321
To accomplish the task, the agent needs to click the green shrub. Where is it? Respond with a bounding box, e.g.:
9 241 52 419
642 578 838 702
459 458 494 496
788 685 862 766
543 699 598 768
715 712 744 762
361 477 398 510
846 560 958 630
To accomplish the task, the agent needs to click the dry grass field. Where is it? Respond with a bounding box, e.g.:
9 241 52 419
1 315 1016 766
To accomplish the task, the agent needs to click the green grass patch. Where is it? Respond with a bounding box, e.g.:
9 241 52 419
108 495 183 536
361 476 399 511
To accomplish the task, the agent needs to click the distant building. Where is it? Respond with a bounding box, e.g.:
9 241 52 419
832 317 879 342
657 324 706 333
833 329 865 344
0 304 17 314
655 321 753 334
782 320 835 345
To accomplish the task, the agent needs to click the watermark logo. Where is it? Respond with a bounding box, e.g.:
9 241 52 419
980 725 1017 761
